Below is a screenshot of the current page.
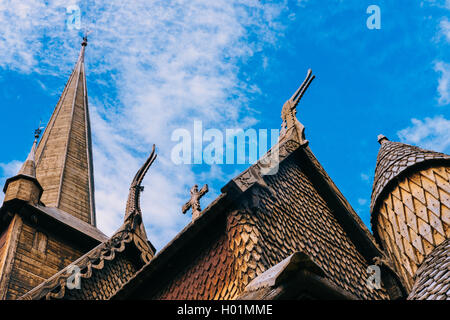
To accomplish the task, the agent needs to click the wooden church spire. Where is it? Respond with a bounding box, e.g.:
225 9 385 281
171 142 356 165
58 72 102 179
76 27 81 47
34 36 96 225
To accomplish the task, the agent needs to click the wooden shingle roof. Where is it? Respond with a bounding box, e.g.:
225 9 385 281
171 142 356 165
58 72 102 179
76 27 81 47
113 139 389 300
407 238 450 300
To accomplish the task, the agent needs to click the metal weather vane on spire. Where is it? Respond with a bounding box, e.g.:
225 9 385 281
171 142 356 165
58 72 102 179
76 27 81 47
34 120 45 140
20 122 45 178
81 29 92 46
279 69 315 145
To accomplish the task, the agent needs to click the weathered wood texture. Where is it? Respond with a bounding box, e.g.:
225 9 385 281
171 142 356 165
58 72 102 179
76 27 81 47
0 219 15 281
35 53 94 224
407 238 449 300
154 227 236 300
0 214 85 299
148 155 389 300
0 227 8 265
4 179 41 205
375 166 450 290
0 215 23 299
20 220 154 300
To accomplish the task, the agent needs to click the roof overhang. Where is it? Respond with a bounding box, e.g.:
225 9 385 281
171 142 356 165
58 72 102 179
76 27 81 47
0 199 108 247
236 251 358 300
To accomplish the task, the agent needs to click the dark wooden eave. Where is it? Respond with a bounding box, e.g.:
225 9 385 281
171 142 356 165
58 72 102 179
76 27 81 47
0 199 107 248
236 251 357 300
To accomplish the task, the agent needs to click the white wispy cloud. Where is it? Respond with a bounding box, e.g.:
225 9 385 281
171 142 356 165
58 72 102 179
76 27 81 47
0 0 287 249
440 17 450 42
434 61 450 105
357 198 367 206
424 0 450 10
0 160 23 182
397 115 450 153
360 173 370 182
431 3 450 106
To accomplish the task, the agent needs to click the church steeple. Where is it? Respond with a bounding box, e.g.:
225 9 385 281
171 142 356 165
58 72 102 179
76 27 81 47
34 36 96 225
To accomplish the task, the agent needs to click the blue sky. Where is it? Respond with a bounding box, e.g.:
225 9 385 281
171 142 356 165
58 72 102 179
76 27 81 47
0 0 449 250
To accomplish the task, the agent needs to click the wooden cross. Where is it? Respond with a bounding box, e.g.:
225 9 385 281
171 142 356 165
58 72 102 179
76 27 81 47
182 184 209 221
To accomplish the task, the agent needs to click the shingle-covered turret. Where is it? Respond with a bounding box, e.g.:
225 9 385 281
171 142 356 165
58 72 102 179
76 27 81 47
370 135 450 291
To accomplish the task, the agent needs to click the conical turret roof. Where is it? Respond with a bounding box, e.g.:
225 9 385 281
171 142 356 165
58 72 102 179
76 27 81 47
370 135 450 214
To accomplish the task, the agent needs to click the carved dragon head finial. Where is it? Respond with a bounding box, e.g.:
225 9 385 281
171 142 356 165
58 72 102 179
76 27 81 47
280 69 315 145
125 144 157 223
121 145 157 262
286 69 315 112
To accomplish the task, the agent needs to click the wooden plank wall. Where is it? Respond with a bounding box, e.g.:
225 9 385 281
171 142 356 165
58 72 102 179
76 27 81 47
1 215 85 300
0 221 14 278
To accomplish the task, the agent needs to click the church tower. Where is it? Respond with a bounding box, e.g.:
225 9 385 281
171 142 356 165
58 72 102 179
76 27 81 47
0 38 107 300
370 135 450 292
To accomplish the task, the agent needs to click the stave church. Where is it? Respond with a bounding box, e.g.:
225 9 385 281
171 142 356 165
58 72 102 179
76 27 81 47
0 38 448 300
